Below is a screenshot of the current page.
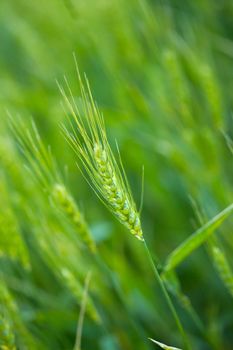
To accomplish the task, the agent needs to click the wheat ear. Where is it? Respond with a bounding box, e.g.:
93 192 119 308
53 184 96 253
9 117 96 253
59 65 143 241
59 65 190 348
93 143 143 240
210 244 233 297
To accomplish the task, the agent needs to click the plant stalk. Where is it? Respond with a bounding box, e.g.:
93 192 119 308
143 239 191 350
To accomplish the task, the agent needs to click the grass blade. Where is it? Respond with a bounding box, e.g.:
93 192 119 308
164 204 233 273
149 338 182 350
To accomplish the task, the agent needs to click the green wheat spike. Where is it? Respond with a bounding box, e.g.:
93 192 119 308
209 242 233 297
52 184 96 253
9 117 96 253
59 63 143 241
0 180 29 267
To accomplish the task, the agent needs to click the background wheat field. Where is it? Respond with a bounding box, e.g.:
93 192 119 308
0 1 233 349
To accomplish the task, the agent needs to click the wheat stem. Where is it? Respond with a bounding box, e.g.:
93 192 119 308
143 240 191 350
74 271 92 350
61 269 100 323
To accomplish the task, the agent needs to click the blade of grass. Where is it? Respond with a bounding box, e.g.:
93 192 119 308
163 204 233 273
74 271 92 350
149 337 182 349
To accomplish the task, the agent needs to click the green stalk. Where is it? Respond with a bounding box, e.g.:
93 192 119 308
143 239 191 350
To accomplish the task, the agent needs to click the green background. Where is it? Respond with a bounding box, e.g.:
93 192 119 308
0 1 232 349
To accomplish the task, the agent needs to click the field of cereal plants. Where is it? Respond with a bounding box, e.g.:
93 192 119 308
0 1 232 349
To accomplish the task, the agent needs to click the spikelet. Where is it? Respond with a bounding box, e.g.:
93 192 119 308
53 184 96 253
211 245 233 297
163 49 193 126
198 63 222 128
59 63 143 241
0 180 29 267
93 143 143 240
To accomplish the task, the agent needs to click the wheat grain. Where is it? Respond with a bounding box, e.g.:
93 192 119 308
93 143 143 239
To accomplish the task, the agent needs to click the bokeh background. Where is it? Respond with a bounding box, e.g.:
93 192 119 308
0 0 232 349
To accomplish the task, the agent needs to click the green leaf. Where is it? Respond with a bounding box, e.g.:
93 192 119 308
149 338 182 350
164 204 233 273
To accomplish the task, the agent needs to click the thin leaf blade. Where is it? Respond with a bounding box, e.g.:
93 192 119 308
164 204 233 273
149 338 182 350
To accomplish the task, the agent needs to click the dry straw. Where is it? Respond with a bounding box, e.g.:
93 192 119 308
59 59 144 241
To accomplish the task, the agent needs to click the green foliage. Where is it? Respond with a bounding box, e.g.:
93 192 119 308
163 204 233 273
0 0 232 349
149 338 181 350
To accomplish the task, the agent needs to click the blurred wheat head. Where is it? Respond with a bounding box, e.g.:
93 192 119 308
9 117 96 253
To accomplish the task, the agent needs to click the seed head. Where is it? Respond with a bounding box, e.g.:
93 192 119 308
59 66 144 241
53 184 96 252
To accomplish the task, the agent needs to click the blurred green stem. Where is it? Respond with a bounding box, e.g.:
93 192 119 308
143 239 191 350
74 271 92 350
94 254 148 340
